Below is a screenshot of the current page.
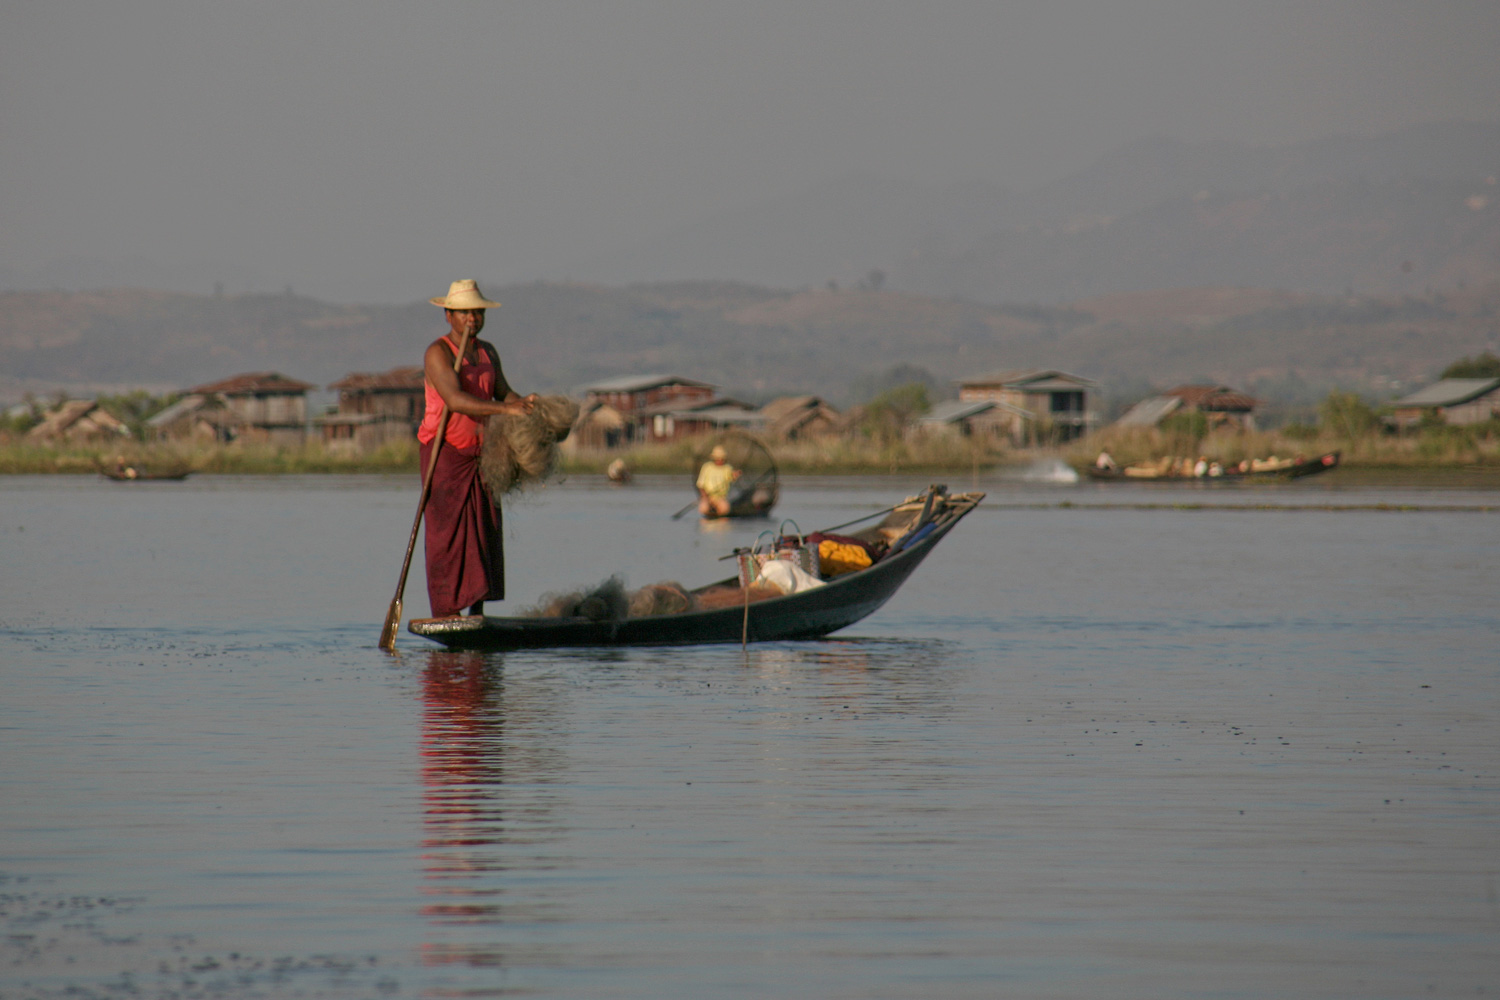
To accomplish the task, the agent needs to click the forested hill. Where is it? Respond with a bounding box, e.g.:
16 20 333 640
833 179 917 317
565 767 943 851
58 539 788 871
555 122 1500 302
4 280 1498 410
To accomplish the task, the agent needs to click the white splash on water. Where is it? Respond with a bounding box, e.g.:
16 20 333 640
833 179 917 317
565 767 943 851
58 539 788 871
1008 458 1080 483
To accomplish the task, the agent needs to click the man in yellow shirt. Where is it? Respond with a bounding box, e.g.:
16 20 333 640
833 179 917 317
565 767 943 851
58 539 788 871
696 444 742 518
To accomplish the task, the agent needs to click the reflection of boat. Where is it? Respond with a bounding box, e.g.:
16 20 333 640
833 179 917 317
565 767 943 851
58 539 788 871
411 485 983 650
1087 451 1339 482
699 431 779 519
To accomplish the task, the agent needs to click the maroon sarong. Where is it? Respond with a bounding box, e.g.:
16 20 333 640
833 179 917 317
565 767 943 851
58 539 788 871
421 439 504 617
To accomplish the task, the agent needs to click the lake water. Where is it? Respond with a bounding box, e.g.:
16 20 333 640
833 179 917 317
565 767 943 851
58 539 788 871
2 468 1497 999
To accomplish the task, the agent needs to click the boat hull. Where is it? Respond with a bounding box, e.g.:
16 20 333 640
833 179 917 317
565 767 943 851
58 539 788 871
100 470 192 481
410 491 979 651
1087 451 1340 482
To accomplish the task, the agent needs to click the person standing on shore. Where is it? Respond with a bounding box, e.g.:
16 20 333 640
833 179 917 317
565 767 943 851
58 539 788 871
420 280 536 618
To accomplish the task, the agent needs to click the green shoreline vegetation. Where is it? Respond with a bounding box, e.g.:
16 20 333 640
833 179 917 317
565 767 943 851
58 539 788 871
0 435 1005 477
4 418 1499 478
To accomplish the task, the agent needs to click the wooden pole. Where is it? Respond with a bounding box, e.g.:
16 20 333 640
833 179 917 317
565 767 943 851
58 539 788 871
742 573 751 649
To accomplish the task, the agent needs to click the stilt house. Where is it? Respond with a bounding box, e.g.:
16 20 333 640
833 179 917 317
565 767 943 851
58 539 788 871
183 372 315 446
317 367 425 452
956 369 1097 444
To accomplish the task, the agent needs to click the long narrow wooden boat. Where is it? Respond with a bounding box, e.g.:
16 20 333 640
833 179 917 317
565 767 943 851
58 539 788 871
99 466 193 481
710 466 779 519
410 485 983 650
1086 451 1339 482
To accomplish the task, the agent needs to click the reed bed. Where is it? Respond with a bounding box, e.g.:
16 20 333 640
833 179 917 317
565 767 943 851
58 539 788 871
5 419 1500 476
0 437 420 475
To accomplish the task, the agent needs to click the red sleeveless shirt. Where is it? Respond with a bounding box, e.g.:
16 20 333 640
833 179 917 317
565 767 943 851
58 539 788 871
418 335 502 449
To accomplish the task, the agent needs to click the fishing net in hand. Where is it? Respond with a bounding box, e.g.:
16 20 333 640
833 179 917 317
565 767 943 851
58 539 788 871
481 395 580 499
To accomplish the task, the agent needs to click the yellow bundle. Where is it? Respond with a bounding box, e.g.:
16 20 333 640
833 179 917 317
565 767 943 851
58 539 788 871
818 539 872 577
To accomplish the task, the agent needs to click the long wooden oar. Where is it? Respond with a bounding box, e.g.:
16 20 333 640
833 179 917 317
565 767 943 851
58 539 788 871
379 326 474 650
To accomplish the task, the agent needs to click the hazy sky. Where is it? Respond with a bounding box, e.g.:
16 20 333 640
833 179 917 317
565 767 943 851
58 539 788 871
2 0 1497 303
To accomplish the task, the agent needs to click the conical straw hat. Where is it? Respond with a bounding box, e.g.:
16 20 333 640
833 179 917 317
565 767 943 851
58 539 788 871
429 279 501 309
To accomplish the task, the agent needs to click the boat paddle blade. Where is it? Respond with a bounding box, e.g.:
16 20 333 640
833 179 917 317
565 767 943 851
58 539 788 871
379 596 402 650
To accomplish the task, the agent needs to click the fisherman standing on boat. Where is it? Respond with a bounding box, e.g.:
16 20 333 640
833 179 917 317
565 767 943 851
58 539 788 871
696 444 742 518
420 280 536 618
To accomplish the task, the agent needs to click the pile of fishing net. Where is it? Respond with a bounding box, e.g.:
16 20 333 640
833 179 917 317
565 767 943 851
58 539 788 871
523 576 698 621
480 395 580 498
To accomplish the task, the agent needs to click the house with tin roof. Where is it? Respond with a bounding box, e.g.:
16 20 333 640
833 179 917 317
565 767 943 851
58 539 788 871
913 398 1028 439
1388 378 1500 430
1115 384 1258 431
315 367 425 453
25 400 130 443
576 374 721 446
643 396 763 442
955 369 1097 444
582 374 716 413
183 372 315 446
757 395 842 441
146 394 245 443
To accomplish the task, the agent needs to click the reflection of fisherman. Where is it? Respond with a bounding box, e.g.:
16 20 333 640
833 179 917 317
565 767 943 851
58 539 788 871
418 652 504 932
696 444 742 518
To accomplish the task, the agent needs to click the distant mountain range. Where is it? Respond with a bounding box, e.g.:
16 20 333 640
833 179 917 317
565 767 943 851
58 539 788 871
4 278 1498 418
895 173 1500 304
6 121 1497 304
554 120 1500 300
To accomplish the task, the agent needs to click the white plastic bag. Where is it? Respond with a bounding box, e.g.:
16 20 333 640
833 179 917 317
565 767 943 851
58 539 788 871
755 559 826 595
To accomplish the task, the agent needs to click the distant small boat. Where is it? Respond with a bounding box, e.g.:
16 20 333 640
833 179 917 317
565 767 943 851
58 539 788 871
99 463 193 481
693 432 780 519
1087 451 1340 482
703 471 779 519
